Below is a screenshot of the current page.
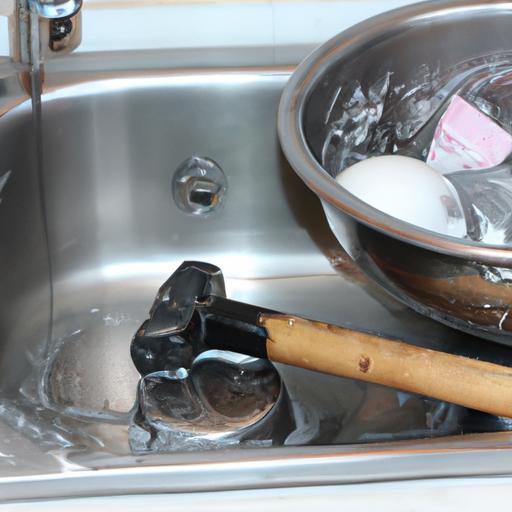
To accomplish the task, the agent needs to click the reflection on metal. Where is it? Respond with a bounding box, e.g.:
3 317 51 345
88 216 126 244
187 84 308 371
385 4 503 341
42 73 287 101
0 169 11 204
34 0 81 19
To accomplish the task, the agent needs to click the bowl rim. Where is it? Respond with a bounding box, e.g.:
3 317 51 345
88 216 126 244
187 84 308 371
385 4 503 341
277 0 512 266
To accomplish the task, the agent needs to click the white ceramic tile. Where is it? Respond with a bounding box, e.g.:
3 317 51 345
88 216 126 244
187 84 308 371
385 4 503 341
272 0 418 46
79 2 274 52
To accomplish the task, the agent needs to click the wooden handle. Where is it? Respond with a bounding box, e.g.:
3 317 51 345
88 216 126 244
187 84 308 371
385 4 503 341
260 314 512 418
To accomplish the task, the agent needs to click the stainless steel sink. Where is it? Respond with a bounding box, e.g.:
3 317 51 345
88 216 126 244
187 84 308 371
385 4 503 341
1 49 512 503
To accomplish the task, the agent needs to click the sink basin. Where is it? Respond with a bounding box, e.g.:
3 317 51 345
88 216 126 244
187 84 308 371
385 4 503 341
1 49 512 502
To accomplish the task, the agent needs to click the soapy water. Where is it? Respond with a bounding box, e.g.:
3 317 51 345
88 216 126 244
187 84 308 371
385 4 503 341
322 54 512 246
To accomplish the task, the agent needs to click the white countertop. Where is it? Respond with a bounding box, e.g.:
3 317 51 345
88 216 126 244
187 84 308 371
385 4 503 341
5 476 512 511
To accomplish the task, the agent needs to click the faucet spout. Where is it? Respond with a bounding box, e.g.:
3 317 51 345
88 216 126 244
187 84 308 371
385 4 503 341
2 0 82 64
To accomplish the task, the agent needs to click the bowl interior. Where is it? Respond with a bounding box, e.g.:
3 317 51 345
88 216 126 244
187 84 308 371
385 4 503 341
304 8 512 171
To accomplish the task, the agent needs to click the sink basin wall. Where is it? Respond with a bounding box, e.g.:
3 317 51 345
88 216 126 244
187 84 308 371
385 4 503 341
1 53 512 501
0 76 52 394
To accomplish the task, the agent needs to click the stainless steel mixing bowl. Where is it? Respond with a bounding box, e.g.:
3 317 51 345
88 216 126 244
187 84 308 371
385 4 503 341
278 0 512 345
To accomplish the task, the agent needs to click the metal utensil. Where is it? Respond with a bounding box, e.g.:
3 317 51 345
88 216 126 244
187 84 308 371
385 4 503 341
445 159 512 244
131 261 512 418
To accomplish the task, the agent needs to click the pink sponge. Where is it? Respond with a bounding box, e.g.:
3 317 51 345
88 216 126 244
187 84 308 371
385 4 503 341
427 95 512 173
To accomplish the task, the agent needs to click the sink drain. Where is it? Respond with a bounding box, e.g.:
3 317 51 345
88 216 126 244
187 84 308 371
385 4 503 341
172 156 228 215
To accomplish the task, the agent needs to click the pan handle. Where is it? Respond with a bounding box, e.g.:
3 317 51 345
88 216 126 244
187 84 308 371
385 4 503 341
260 314 512 418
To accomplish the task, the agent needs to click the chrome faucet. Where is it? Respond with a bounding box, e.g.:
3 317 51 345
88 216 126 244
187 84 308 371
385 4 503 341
1 0 81 64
